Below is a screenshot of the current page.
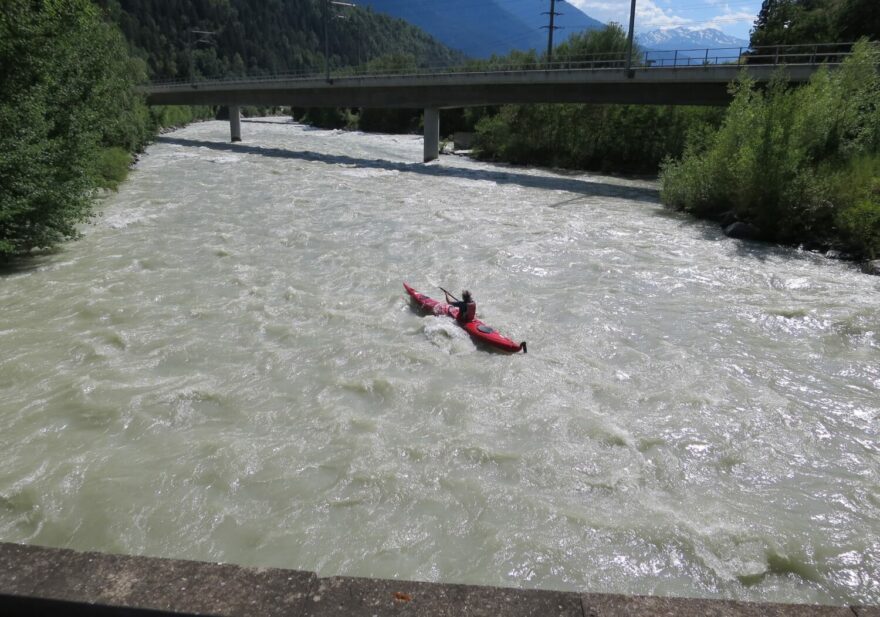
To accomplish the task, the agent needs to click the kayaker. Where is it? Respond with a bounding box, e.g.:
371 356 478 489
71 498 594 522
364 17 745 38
445 289 476 323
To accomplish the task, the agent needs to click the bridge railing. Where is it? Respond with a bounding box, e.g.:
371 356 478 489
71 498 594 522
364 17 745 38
146 42 856 88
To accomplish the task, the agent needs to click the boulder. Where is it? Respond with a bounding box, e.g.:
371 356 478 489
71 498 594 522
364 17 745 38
718 211 738 228
825 249 854 260
723 221 761 240
861 260 880 276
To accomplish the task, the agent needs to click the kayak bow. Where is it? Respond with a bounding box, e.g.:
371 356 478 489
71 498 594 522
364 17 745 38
403 282 526 353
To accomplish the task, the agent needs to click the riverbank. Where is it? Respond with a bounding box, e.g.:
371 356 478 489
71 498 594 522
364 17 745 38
2 543 875 616
444 142 880 277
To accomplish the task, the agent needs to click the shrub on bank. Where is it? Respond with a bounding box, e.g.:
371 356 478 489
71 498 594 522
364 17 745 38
95 147 133 190
833 155 880 259
149 105 216 132
660 40 880 259
474 102 722 174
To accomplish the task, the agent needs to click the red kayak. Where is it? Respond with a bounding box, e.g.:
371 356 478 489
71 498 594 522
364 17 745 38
403 282 526 353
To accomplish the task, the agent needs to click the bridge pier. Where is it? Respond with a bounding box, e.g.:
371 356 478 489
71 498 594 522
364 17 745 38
229 105 242 142
423 107 439 162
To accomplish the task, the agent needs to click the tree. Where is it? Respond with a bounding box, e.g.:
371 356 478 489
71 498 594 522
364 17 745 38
750 0 878 48
836 0 880 42
750 0 834 47
0 0 146 256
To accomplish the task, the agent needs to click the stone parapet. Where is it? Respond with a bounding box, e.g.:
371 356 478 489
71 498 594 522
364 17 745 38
0 542 874 616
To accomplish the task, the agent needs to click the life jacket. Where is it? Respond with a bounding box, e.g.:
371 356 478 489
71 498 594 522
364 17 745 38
461 301 476 322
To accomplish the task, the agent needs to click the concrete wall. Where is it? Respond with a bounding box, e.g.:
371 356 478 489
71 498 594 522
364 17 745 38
1 543 876 616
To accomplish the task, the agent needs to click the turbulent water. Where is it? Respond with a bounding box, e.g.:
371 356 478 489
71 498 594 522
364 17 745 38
1 119 878 605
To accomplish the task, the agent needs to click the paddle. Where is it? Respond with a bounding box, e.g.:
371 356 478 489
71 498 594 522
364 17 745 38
438 286 459 302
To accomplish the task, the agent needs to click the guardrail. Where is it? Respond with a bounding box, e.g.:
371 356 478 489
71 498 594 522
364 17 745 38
146 42 856 89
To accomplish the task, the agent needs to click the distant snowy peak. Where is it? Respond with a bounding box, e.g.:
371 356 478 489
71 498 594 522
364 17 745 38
637 27 748 50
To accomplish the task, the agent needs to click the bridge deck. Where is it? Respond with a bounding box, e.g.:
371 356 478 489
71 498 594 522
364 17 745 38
144 64 826 108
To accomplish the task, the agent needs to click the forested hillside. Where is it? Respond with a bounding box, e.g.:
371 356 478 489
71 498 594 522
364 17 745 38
96 0 467 81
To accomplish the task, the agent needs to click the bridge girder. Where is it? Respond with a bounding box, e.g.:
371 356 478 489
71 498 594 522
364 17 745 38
144 65 821 109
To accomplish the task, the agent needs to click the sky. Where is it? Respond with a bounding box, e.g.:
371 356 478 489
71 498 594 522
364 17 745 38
567 0 763 40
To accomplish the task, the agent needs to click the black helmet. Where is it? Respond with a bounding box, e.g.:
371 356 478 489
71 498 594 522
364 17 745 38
462 290 472 301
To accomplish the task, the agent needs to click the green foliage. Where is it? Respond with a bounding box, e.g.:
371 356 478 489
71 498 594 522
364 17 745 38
476 103 720 173
837 197 880 259
0 0 147 257
359 108 421 134
831 155 880 258
298 107 357 130
750 0 878 48
148 105 215 130
661 40 880 258
467 26 721 174
837 0 880 43
555 22 636 60
95 147 133 190
96 0 467 81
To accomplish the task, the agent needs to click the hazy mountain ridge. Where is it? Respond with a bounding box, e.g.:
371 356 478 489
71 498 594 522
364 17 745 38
358 0 603 57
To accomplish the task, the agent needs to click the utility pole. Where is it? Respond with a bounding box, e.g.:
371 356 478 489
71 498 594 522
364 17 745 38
323 0 330 82
542 0 561 64
624 0 637 76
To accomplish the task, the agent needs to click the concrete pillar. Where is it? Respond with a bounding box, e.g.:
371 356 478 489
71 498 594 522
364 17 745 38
423 107 439 162
229 105 242 142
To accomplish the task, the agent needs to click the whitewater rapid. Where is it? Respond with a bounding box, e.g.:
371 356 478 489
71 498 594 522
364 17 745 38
0 118 877 605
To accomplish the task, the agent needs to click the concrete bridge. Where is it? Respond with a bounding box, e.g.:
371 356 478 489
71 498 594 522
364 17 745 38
142 44 853 161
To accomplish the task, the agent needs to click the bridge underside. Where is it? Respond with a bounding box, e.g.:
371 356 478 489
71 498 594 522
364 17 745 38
147 81 733 108
144 66 819 161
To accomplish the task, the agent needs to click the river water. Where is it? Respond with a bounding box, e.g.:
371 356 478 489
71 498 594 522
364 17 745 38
1 119 878 605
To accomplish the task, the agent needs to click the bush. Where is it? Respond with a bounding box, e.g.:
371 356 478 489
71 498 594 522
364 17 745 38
148 105 215 131
95 147 133 190
838 198 880 259
833 155 880 258
660 39 880 257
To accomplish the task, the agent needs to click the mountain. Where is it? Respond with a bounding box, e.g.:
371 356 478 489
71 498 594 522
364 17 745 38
637 27 749 51
358 0 603 58
637 27 749 65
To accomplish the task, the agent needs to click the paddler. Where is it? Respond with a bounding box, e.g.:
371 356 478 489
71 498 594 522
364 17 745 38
444 289 476 323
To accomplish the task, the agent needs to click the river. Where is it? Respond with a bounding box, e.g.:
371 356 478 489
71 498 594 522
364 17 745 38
1 118 878 605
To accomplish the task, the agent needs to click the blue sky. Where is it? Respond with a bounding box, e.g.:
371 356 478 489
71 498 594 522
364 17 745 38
568 0 763 40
